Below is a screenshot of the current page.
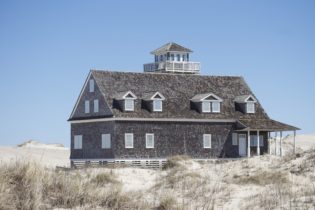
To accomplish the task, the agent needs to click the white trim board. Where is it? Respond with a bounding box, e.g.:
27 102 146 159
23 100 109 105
70 117 237 124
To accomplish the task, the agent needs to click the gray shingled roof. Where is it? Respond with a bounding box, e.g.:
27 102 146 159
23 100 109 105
234 95 257 103
78 70 299 131
151 42 193 54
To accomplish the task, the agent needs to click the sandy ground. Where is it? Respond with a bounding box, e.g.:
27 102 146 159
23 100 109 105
0 140 69 168
1 135 314 209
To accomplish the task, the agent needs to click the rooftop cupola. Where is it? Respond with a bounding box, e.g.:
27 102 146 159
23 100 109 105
143 42 200 74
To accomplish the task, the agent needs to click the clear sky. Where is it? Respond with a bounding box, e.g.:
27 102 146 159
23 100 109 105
0 0 314 146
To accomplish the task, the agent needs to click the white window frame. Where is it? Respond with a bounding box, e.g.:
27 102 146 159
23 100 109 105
203 134 212 148
232 133 238 145
94 99 99 113
102 134 111 149
124 99 134 111
125 133 134 148
74 135 82 149
202 101 211 113
246 102 255 113
153 100 162 112
85 100 90 113
211 101 221 113
89 79 94 92
146 133 154 148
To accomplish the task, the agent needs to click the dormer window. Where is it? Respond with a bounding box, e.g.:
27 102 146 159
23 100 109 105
191 93 223 113
114 91 137 112
153 100 162 112
125 98 134 111
246 102 255 113
143 92 165 112
234 95 257 114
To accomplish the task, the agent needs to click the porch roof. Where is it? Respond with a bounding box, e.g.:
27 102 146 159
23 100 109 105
237 118 300 131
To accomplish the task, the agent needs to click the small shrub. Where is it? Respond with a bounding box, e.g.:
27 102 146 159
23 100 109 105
90 172 119 186
236 170 289 186
163 155 190 170
157 194 177 210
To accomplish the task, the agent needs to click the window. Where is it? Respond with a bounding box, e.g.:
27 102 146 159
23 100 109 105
102 134 111 149
203 134 211 148
153 100 162 112
202 101 211 113
171 54 175 61
212 101 220 113
250 135 264 147
85 100 90 113
89 79 94 92
176 54 180 61
146 133 154 148
74 135 82 149
232 133 238 145
125 99 134 111
182 54 186 61
94 99 99 113
247 102 255 113
125 133 134 148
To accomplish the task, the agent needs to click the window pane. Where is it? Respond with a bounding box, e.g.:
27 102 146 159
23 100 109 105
153 100 162 111
212 102 220 113
146 134 154 148
125 133 134 148
125 99 134 111
202 101 211 112
247 102 255 113
203 134 211 148
89 79 94 92
94 99 99 113
85 100 90 113
102 134 111 149
74 135 82 149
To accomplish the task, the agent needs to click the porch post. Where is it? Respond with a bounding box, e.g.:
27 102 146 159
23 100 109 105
257 130 260 155
280 131 283 156
275 132 277 156
293 130 296 154
268 132 271 155
247 129 250 158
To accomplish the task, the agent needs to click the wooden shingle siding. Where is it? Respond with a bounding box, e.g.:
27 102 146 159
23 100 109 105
70 74 113 120
70 120 247 159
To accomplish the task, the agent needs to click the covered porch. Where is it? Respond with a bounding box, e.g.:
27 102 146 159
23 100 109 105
236 119 300 157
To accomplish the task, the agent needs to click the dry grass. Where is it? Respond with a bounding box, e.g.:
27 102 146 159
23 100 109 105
1 150 315 209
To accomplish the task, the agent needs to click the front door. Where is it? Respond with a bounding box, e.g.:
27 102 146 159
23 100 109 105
238 134 247 156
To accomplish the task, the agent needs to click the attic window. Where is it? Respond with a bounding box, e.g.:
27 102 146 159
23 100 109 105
191 93 222 113
89 79 94 92
125 99 134 111
246 102 255 113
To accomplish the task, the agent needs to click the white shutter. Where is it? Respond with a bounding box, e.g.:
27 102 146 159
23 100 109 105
203 134 211 148
146 134 154 148
89 79 94 92
202 101 211 113
125 133 134 148
94 99 99 113
125 99 134 111
153 100 162 112
74 135 82 149
85 100 90 113
102 134 111 149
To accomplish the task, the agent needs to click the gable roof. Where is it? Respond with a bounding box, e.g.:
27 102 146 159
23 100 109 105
90 70 267 120
151 42 193 54
69 70 299 131
234 95 257 103
191 93 223 102
114 91 137 100
142 91 165 100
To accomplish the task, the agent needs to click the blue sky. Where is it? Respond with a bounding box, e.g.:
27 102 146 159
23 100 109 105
0 0 314 146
